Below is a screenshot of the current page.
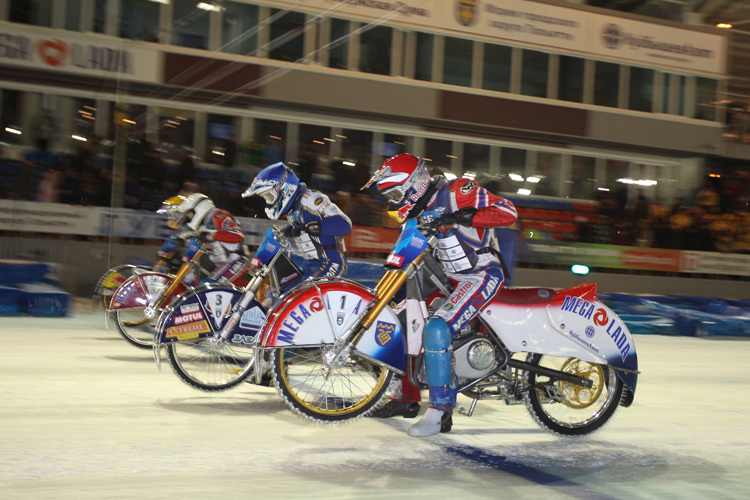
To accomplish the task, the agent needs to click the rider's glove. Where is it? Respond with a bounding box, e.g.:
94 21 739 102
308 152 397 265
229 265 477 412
197 228 216 241
281 223 305 238
436 207 477 230
304 221 322 236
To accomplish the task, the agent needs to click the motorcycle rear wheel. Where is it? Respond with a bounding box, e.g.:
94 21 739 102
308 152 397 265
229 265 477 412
115 308 157 349
165 339 255 392
523 353 622 436
272 346 392 422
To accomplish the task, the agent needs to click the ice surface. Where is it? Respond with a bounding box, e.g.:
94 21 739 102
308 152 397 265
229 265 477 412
1 300 748 499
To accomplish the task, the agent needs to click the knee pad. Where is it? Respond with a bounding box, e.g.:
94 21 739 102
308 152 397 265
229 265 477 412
423 318 453 387
423 317 452 351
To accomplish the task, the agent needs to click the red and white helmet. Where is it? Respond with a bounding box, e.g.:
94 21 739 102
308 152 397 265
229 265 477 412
363 153 432 222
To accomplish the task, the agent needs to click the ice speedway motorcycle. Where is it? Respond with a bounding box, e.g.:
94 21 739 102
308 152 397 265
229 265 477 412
93 234 189 312
254 210 639 436
105 234 221 349
152 224 302 391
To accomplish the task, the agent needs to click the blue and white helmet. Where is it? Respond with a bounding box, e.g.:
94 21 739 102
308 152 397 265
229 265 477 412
243 162 301 220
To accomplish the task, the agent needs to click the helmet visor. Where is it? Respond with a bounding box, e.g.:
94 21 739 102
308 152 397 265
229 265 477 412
382 185 406 203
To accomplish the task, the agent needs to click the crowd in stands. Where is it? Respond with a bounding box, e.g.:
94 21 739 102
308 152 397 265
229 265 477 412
2 139 750 253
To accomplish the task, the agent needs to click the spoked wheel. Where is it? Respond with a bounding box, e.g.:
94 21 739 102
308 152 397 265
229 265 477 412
272 346 392 423
166 338 255 392
115 308 158 349
523 353 623 436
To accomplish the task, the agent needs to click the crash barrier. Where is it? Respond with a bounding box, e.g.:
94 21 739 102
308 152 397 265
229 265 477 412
0 260 70 316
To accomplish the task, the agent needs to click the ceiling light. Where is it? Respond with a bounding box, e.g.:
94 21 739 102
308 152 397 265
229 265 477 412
509 173 524 182
517 188 531 195
5 126 22 135
716 23 733 29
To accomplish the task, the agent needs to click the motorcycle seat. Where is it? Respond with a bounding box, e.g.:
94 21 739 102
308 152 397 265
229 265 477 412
494 287 558 304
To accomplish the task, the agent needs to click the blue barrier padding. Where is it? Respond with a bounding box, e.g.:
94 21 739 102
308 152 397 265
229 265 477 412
0 261 54 284
600 293 750 338
0 285 23 315
17 283 70 316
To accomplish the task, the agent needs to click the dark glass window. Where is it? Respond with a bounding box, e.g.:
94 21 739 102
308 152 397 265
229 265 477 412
443 37 472 87
360 26 392 75
269 10 305 62
558 56 584 103
120 0 160 41
172 0 210 50
328 18 350 70
629 67 654 112
521 49 548 98
483 44 511 92
415 33 434 81
221 2 259 56
594 61 620 108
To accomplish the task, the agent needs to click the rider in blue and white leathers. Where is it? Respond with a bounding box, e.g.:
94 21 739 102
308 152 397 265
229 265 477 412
364 153 518 437
243 162 352 283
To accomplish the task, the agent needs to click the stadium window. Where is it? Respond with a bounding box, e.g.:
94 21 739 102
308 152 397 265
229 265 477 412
269 9 305 62
594 61 620 108
558 55 584 103
521 49 549 98
328 18 350 70
463 143 491 175
415 32 435 82
360 25 392 75
171 0 210 50
119 0 160 41
423 138 454 173
695 77 719 121
9 0 52 26
569 155 597 200
443 36 473 87
64 0 82 31
221 2 259 56
629 66 654 112
482 43 511 93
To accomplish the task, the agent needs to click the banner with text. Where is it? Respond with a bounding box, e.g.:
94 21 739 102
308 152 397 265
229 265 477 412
0 25 162 82
268 0 726 74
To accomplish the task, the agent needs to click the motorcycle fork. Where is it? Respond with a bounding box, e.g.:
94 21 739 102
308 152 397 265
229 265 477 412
145 249 204 317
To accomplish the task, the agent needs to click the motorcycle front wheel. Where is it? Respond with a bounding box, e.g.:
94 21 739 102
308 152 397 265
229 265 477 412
115 308 157 349
165 339 255 392
272 346 392 422
523 353 623 436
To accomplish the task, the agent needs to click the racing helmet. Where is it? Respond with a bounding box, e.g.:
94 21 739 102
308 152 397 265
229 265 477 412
242 162 301 220
362 153 432 223
158 193 214 231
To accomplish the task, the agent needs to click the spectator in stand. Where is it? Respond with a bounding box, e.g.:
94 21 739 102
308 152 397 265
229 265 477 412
35 168 62 203
262 135 284 166
695 179 721 214
669 204 694 250
177 149 196 188
30 107 57 152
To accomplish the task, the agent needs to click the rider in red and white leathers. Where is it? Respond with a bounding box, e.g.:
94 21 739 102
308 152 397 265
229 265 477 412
364 153 518 436
159 193 248 285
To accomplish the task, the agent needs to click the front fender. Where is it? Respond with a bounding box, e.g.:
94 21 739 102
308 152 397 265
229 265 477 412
108 272 184 311
258 279 406 373
155 282 266 346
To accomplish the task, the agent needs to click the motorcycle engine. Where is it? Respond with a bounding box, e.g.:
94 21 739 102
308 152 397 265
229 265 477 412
454 336 502 379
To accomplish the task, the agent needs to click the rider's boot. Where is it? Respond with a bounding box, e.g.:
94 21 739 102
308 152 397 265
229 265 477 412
371 400 421 418
371 364 423 418
407 406 453 437
408 318 456 437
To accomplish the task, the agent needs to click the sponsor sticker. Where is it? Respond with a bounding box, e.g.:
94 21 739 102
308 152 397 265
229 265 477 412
166 320 211 340
180 303 200 314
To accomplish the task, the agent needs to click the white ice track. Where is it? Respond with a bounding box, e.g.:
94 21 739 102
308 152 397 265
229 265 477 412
1 300 749 500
